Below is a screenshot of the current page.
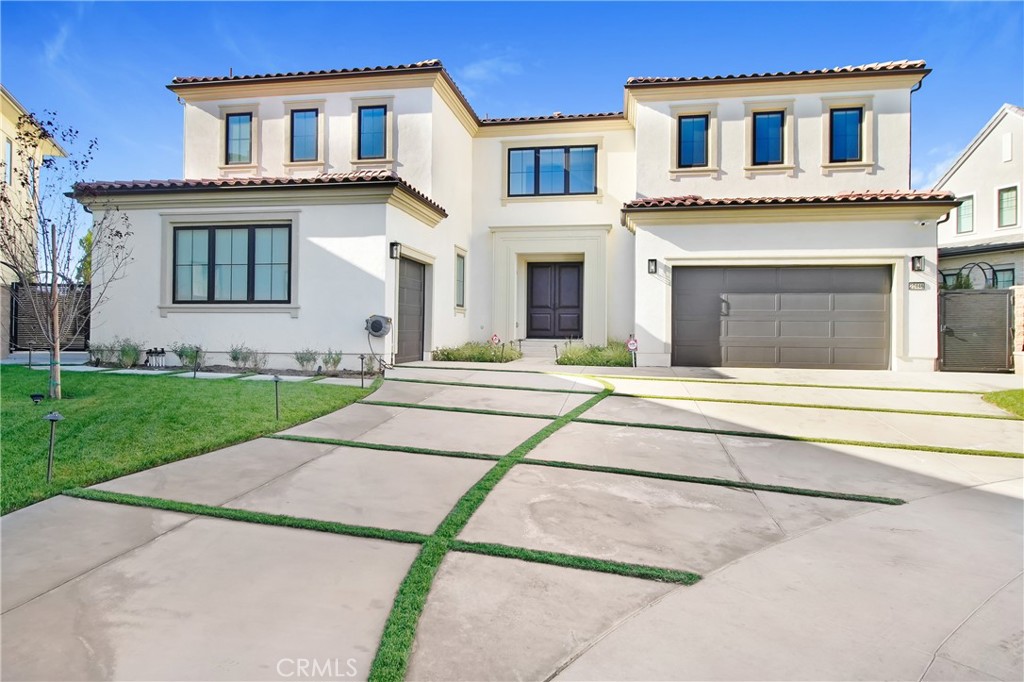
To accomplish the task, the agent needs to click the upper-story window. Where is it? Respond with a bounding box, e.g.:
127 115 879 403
455 249 466 310
358 106 387 160
507 145 597 196
225 113 253 165
678 115 709 168
829 107 863 163
998 187 1018 227
290 109 318 162
956 196 974 234
3 137 12 184
752 111 785 165
174 225 291 303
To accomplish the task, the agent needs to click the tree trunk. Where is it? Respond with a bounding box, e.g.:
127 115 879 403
50 223 61 400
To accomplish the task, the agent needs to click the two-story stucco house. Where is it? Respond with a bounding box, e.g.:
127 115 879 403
75 59 957 371
933 104 1023 289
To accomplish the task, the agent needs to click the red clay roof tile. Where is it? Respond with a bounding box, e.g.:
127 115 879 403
623 190 956 210
626 60 928 87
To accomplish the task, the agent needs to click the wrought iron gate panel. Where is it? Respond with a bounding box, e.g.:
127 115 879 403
939 289 1013 372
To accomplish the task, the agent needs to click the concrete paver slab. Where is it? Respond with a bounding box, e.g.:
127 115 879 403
106 368 174 375
459 465 788 573
230 446 494 533
583 396 712 430
169 371 241 379
0 517 419 682
279 402 403 441
385 367 478 382
870 410 1024 454
33 364 108 372
92 438 336 506
920 657 1002 682
355 408 550 455
462 370 603 392
370 380 446 404
314 376 372 387
241 374 309 382
0 496 191 613
407 552 673 681
936 453 1024 484
555 480 1024 682
425 385 589 416
527 421 741 480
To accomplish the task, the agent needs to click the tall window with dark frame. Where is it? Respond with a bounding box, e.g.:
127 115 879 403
3 137 12 184
994 268 1015 289
358 106 387 160
678 115 709 168
752 111 784 165
225 113 253 165
507 146 597 196
290 109 318 162
998 187 1018 227
957 197 974 234
829 107 863 163
173 225 291 304
455 253 466 308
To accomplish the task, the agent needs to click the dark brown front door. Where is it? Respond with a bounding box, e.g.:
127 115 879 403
527 262 582 338
396 258 425 364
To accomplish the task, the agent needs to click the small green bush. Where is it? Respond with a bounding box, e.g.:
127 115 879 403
248 350 269 372
293 348 319 372
115 337 145 368
556 340 633 367
171 342 206 369
432 342 523 363
228 344 254 370
322 348 343 374
89 342 116 366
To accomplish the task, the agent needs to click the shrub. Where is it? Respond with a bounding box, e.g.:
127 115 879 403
88 342 116 366
228 344 254 370
556 339 633 367
293 348 319 372
322 348 343 375
431 342 523 363
171 342 206 369
248 350 269 373
115 337 145 368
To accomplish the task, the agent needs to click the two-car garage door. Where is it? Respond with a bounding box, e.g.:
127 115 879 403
671 266 892 369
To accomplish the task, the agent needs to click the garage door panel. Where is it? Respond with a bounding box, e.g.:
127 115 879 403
672 266 891 370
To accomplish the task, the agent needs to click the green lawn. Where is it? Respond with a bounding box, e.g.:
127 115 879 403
984 389 1024 418
0 366 368 514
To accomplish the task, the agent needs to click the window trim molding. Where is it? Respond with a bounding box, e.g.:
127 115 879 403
284 99 326 169
670 103 719 177
993 267 1016 289
454 246 467 314
218 103 260 172
351 96 395 166
159 210 300 316
503 143 600 199
820 95 876 174
743 99 796 176
956 194 975 234
996 185 1019 228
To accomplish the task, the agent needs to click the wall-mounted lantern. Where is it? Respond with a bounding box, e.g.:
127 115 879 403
647 259 658 275
911 256 926 272
389 242 401 260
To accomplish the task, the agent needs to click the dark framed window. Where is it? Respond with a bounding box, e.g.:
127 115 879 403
998 187 1018 227
455 252 466 308
994 268 1015 289
752 111 785 165
678 115 709 168
290 109 318 162
358 106 387 160
829 107 863 163
3 137 11 184
956 196 974 234
173 225 291 304
507 145 597 196
225 113 253 165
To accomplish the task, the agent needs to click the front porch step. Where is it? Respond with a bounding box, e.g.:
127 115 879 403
516 338 575 360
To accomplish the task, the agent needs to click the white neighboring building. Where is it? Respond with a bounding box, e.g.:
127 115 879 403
76 59 956 371
934 104 1023 289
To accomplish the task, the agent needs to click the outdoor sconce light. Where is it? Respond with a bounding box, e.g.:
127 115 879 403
911 256 926 272
30 393 44 405
272 375 282 420
647 259 658 275
43 411 64 483
389 241 401 259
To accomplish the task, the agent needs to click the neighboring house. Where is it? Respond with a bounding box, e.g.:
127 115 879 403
0 85 65 359
75 59 956 371
933 104 1023 289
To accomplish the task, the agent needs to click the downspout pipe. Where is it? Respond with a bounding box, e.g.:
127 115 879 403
910 79 923 189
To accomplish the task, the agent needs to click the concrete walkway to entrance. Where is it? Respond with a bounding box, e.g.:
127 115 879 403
2 362 1021 681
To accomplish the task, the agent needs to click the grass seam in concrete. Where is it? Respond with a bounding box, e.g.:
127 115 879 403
519 459 905 505
367 389 614 682
449 540 701 584
575 417 1024 459
385 376 599 395
358 399 558 421
613 392 1022 421
267 433 502 462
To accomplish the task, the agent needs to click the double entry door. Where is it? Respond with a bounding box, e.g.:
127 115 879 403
527 262 582 339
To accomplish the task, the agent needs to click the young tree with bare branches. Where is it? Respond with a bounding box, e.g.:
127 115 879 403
0 111 132 398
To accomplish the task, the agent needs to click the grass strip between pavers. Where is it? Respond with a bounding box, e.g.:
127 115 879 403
384 376 600 395
62 487 431 544
519 460 905 505
267 434 501 462
613 392 1022 421
367 388 614 682
586 373 985 395
359 399 558 421
575 417 1024 459
450 540 701 584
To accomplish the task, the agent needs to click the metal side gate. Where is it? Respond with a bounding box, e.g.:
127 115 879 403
939 289 1014 372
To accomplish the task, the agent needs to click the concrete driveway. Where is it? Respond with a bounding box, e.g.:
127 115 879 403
2 363 1021 681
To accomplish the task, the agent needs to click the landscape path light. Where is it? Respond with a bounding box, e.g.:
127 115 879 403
43 411 64 483
273 375 282 420
30 393 44 405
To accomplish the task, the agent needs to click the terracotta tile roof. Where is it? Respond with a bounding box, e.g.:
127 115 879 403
171 59 445 85
626 60 928 87
623 190 957 210
73 170 447 217
480 111 625 125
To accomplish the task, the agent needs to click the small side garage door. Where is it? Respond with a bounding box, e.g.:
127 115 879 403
671 266 891 369
396 258 425 364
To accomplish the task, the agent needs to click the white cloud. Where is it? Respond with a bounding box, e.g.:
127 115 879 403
457 56 523 84
43 24 71 65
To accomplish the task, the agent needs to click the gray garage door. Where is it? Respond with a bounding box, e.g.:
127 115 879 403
396 258 425 364
671 266 891 369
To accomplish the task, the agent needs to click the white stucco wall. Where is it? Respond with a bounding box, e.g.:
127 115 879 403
632 217 939 370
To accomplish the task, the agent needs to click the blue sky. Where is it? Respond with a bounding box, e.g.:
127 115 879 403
2 1 1022 188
